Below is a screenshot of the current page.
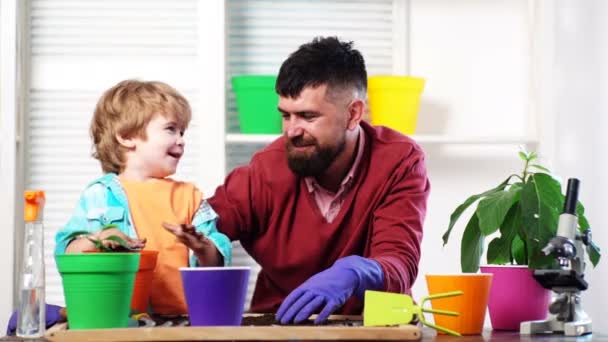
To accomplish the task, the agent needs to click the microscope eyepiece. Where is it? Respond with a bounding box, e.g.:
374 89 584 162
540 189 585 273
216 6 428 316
563 178 580 215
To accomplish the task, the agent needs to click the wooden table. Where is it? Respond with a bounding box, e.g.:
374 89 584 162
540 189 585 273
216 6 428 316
422 329 599 341
4 313 604 342
3 327 603 341
3 328 603 341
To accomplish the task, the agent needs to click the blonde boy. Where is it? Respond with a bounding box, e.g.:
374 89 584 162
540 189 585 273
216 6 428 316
55 80 231 315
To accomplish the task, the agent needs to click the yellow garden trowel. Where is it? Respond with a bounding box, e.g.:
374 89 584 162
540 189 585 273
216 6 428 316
363 290 463 337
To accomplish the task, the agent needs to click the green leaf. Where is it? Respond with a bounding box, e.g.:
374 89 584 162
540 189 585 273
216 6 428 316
529 151 538 161
101 224 119 231
443 176 513 246
104 235 131 249
512 234 526 265
65 230 92 241
530 164 550 173
518 151 528 161
476 184 522 236
486 204 521 265
461 214 484 273
87 237 103 251
576 202 590 230
520 173 563 269
487 238 509 265
586 241 601 267
576 201 600 267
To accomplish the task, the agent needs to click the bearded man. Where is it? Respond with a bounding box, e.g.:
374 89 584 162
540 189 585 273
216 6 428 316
208 36 430 324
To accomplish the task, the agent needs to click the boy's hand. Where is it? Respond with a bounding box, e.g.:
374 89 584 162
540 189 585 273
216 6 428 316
65 227 146 253
162 222 223 266
94 228 146 251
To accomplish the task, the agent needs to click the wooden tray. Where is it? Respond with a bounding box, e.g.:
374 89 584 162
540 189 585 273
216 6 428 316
45 315 421 341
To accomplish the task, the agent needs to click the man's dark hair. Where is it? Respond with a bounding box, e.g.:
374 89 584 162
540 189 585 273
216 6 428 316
276 36 367 99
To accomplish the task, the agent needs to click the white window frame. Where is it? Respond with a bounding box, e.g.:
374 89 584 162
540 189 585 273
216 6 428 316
0 0 28 327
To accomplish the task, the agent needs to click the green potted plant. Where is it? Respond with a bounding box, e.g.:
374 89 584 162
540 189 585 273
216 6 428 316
55 225 141 329
442 149 601 330
64 225 159 313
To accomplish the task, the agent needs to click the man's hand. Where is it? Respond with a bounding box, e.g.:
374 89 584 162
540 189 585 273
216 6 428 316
162 222 222 266
275 255 384 325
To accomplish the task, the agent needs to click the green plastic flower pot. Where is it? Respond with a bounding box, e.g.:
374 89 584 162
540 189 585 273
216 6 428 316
231 75 281 134
56 253 140 330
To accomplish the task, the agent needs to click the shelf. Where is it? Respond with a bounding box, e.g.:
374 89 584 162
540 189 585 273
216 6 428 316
226 134 280 143
226 133 539 145
410 135 539 145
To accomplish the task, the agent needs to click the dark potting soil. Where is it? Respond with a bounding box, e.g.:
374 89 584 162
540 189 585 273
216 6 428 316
240 314 362 326
144 313 362 327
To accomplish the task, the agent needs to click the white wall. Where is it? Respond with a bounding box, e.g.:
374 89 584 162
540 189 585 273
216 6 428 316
410 0 608 333
551 0 608 331
409 0 531 312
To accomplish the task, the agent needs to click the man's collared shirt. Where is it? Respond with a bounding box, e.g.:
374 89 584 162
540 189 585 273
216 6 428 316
304 127 365 223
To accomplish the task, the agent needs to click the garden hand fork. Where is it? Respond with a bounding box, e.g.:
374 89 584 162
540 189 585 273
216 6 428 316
363 290 463 336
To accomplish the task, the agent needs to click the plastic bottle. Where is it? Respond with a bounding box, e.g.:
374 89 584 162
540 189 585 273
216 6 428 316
16 190 46 338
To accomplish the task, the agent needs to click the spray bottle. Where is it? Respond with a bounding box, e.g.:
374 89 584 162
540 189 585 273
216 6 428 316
16 190 46 338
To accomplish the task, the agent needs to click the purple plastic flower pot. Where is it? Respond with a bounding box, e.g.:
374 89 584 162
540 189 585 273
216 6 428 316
480 265 550 330
180 267 250 326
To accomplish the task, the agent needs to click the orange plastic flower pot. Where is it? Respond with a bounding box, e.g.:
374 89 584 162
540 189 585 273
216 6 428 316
425 274 492 335
131 250 159 312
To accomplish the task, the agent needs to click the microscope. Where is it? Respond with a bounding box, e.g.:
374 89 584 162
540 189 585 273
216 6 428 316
520 178 593 336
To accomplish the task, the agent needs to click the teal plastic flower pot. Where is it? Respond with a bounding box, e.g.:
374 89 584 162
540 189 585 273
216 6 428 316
56 253 140 330
231 75 281 134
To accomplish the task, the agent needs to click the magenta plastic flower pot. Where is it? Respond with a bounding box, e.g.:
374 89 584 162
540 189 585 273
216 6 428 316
480 265 550 330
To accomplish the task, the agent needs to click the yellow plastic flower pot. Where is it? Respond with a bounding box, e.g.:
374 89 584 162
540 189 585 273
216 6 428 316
368 76 425 135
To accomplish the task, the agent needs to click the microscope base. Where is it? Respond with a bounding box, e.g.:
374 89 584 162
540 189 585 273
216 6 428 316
520 318 592 336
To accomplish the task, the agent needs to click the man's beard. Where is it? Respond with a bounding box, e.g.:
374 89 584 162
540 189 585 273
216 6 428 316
286 135 345 177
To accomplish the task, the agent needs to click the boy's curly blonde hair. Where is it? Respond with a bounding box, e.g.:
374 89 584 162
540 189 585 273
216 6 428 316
90 80 192 174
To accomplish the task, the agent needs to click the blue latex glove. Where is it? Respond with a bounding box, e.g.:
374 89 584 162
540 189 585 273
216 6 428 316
276 255 384 324
6 304 64 336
